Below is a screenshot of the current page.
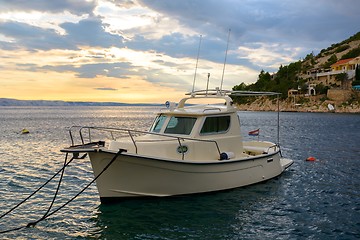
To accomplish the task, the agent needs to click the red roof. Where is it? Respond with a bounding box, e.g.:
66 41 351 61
331 58 355 67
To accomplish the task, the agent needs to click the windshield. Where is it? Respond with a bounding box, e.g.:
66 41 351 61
164 116 197 135
150 115 167 133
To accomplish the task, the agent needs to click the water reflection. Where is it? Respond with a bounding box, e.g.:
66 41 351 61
90 179 285 239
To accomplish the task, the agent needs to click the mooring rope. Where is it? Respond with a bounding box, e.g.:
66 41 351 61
0 153 73 234
0 153 75 220
34 149 124 223
0 149 123 234
26 151 69 228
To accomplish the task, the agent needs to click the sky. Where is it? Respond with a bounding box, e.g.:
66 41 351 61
0 0 359 103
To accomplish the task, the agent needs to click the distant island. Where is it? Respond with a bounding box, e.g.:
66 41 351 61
0 98 160 107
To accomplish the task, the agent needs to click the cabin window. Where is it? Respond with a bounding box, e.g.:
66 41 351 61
150 115 167 133
200 116 230 134
164 116 197 135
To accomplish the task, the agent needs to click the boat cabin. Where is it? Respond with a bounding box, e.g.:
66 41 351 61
108 95 245 161
150 96 239 137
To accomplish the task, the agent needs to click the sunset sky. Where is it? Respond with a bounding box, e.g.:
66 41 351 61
1 0 359 103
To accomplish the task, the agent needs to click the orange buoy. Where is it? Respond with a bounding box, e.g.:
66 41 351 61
306 156 316 161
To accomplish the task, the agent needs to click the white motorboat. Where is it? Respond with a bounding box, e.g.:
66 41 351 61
61 89 293 203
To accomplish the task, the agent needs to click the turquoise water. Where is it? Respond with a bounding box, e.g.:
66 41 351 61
0 107 359 239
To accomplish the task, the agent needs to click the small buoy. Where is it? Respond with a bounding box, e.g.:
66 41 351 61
306 156 316 161
21 129 30 134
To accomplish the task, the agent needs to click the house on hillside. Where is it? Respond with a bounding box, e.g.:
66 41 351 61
310 57 360 88
289 56 360 100
331 57 359 71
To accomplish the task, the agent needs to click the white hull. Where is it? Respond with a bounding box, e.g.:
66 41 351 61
89 150 292 202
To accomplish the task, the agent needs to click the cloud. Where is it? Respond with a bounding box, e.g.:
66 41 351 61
76 62 132 78
235 43 302 70
128 0 359 74
0 0 97 16
0 21 67 50
0 0 359 103
94 87 118 91
39 61 133 79
61 17 124 48
136 0 360 51
127 33 202 59
0 11 89 35
0 17 124 50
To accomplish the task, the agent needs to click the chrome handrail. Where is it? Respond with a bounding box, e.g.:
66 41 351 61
203 107 221 112
67 126 222 160
266 144 279 153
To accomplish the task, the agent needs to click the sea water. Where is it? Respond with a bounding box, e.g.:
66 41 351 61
0 106 359 239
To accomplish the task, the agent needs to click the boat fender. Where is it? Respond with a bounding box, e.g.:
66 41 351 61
219 152 235 160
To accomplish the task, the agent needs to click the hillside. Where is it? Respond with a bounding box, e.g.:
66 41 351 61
301 32 360 74
233 32 360 113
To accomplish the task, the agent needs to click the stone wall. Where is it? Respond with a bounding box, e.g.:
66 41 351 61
327 89 352 102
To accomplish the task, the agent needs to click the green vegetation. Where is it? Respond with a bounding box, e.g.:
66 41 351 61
335 45 350 53
322 54 337 68
232 61 302 101
315 83 329 95
232 31 360 105
304 52 316 65
335 73 349 89
341 45 360 59
319 32 360 54
348 93 360 105
343 32 360 43
353 64 360 86
297 97 310 105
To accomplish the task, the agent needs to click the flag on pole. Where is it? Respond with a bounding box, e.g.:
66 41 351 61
248 128 260 136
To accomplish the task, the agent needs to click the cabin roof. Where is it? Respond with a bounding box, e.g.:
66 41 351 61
160 104 236 116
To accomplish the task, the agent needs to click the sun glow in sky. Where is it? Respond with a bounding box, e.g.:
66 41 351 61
0 0 359 103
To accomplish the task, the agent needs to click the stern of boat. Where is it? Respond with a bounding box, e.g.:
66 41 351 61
280 157 294 171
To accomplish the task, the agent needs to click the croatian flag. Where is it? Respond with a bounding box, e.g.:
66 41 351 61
248 128 260 136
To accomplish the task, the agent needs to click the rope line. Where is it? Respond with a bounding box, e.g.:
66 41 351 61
0 153 74 234
26 152 69 228
39 149 123 221
0 150 123 234
0 153 75 220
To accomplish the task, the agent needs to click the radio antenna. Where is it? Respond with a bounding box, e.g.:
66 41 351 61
220 29 231 91
206 73 210 96
192 35 202 93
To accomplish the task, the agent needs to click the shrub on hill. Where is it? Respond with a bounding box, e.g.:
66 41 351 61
335 45 350 53
340 46 360 59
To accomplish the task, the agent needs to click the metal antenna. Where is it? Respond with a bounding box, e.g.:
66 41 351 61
192 35 202 93
220 29 231 91
277 95 280 146
206 73 210 96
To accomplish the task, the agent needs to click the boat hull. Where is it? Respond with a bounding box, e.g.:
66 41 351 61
88 150 291 202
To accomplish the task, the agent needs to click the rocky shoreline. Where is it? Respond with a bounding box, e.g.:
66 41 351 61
235 96 360 113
